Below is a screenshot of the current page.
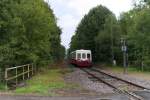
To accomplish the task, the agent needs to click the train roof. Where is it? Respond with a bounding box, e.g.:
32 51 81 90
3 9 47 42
71 49 91 53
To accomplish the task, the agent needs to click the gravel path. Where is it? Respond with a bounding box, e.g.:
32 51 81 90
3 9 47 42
64 67 114 94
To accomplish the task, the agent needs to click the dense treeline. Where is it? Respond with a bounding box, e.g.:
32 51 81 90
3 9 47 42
0 0 65 71
69 1 150 70
120 0 150 70
69 5 121 63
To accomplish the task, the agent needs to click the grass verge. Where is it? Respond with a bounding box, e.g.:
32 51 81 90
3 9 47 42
0 83 5 91
103 65 150 80
15 68 75 96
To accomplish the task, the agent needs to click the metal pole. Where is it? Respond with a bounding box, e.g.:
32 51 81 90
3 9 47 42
123 51 127 74
110 16 115 66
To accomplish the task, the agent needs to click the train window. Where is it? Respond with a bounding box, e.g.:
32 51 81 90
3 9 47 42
73 53 75 59
74 53 76 59
77 53 81 59
82 53 86 59
87 54 90 59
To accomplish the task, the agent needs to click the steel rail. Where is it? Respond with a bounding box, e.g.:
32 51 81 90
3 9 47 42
80 68 144 100
82 69 123 93
90 68 150 90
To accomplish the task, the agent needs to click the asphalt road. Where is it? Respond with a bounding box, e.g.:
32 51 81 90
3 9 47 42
0 96 106 100
1 91 150 100
0 95 131 100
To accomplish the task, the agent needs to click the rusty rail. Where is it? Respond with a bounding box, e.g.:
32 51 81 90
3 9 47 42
80 68 145 100
91 68 150 90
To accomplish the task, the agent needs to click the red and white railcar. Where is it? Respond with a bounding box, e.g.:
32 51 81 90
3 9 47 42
70 50 92 67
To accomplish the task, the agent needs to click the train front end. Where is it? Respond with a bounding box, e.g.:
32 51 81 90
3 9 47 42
70 50 92 67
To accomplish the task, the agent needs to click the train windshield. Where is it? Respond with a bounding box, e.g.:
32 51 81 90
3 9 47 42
82 53 86 59
87 54 91 60
77 53 81 59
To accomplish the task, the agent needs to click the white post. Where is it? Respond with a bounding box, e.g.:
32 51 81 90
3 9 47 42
28 64 29 78
23 66 25 80
32 64 33 75
16 68 18 86
5 69 8 90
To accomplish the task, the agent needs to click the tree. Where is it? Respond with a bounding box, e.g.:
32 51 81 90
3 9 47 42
119 3 150 70
70 5 117 62
0 0 65 70
95 15 121 63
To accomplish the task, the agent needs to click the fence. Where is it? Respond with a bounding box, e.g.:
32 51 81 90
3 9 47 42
5 64 35 89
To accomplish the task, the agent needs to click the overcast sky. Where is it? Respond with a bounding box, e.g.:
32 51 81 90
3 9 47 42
47 0 134 49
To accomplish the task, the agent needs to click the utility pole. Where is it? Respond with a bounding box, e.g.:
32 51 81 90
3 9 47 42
110 15 115 66
121 37 127 74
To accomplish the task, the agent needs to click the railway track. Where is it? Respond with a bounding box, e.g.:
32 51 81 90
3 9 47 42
80 68 150 100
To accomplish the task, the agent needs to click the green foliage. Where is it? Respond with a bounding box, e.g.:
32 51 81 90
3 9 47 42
69 5 121 63
0 83 5 90
95 15 121 63
0 0 65 71
119 3 150 70
70 3 150 70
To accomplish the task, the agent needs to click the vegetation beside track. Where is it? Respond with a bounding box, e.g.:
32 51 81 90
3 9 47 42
14 66 77 96
0 0 65 82
0 83 5 91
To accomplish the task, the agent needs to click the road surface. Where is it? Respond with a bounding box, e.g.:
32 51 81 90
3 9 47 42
0 90 150 100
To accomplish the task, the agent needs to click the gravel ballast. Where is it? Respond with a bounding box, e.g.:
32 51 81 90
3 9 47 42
65 67 114 94
65 66 150 95
101 69 150 89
